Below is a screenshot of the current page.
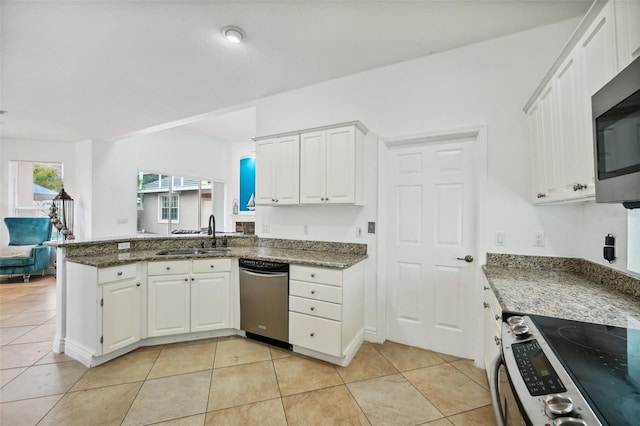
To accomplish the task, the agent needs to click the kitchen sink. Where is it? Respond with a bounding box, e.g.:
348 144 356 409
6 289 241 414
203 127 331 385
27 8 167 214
156 248 231 256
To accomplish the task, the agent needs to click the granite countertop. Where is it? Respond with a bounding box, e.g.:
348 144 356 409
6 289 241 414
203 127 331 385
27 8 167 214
483 265 640 329
66 246 367 269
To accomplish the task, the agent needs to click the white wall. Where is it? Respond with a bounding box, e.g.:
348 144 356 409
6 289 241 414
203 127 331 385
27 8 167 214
254 18 600 340
90 127 232 238
0 138 77 245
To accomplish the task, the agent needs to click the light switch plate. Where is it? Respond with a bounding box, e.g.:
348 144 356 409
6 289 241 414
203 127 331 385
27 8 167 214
368 222 376 234
534 231 545 247
495 231 505 246
118 242 130 250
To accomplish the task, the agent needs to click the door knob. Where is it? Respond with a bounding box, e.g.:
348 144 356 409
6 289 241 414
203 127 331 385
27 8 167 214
457 255 474 263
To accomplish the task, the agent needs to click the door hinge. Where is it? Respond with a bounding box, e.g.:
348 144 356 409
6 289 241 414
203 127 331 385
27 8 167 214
100 336 103 344
100 298 104 307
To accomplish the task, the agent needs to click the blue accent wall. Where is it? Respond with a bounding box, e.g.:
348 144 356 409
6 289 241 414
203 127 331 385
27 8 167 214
239 157 256 212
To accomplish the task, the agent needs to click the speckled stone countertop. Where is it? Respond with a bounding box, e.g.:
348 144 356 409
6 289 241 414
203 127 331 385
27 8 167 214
61 236 367 269
484 254 640 329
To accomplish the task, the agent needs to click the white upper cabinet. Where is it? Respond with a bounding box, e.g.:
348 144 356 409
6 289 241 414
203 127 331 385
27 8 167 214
300 125 364 205
525 0 620 204
614 0 640 70
255 135 300 205
255 121 368 207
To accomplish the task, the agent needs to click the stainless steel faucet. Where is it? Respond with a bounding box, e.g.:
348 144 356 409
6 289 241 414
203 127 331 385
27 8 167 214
207 214 216 248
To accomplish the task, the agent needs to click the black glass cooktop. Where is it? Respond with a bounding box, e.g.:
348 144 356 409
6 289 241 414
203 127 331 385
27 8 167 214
529 315 640 426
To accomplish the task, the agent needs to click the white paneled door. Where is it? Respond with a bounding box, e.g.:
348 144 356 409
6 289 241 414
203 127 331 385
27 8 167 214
386 136 477 358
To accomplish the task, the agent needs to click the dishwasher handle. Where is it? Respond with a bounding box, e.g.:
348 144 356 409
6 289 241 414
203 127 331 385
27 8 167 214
240 268 289 279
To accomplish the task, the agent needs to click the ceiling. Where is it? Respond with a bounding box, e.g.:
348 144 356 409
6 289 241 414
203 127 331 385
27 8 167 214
1 0 591 144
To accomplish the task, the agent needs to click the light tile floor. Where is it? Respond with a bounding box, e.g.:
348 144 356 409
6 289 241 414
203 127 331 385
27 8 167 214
0 275 495 425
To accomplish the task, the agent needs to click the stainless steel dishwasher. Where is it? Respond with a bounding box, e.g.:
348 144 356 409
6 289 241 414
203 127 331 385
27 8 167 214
239 258 290 345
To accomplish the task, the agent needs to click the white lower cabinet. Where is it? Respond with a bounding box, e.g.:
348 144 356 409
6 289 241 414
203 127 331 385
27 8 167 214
482 278 502 376
102 277 142 354
147 259 230 337
65 262 143 365
288 263 364 363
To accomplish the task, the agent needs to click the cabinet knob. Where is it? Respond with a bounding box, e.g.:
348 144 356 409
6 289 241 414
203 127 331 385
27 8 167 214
483 286 489 290
325 197 329 201
117 271 123 276
494 336 501 346
310 332 315 337
495 314 500 321
483 302 490 309
166 267 171 271
321 197 325 201
271 198 275 202
310 290 316 295
210 265 215 269
310 273 316 278
310 307 315 311
136 282 141 287
184 278 188 282
191 277 195 281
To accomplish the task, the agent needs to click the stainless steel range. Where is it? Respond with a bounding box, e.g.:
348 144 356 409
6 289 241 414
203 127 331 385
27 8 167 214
490 312 640 426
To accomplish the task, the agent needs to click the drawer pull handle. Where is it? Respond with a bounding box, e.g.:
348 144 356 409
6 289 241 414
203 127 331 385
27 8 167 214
483 302 490 309
483 286 489 290
310 290 316 295
310 307 315 311
494 336 501 346
136 282 141 287
495 315 500 321
310 332 315 337
311 274 316 278
117 271 123 276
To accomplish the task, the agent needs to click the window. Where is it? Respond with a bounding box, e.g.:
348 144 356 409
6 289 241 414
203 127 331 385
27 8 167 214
8 161 63 218
137 171 222 235
159 194 179 223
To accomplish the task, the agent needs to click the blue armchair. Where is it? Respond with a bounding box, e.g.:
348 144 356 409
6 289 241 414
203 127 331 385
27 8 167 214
0 218 53 282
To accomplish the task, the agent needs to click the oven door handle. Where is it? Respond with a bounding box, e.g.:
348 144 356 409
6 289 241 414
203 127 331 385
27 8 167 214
490 355 507 426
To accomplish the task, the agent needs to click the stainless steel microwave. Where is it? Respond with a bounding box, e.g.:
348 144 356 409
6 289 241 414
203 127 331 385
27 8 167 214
592 56 640 209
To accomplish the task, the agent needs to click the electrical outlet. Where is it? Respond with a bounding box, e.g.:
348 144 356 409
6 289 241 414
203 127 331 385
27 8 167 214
356 227 363 238
534 231 545 247
495 231 505 246
262 223 269 233
303 225 308 235
117 242 130 250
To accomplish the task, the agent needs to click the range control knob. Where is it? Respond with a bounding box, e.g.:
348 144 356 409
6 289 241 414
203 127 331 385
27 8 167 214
544 394 574 416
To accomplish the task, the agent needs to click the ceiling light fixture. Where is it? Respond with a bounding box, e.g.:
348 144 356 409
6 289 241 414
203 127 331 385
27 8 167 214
222 26 245 43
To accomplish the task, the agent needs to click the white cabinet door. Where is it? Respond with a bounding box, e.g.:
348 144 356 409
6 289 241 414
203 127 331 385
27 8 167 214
554 53 592 199
615 0 640 70
191 273 230 332
539 84 561 200
148 275 190 337
102 278 142 354
255 138 277 205
577 0 617 190
255 135 300 205
275 135 300 205
325 126 356 204
300 130 327 203
528 102 548 202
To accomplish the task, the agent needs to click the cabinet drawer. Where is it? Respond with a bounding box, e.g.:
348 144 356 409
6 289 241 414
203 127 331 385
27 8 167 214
98 263 137 284
289 311 341 357
290 265 342 286
289 296 341 321
192 258 231 273
148 260 190 276
290 280 341 304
